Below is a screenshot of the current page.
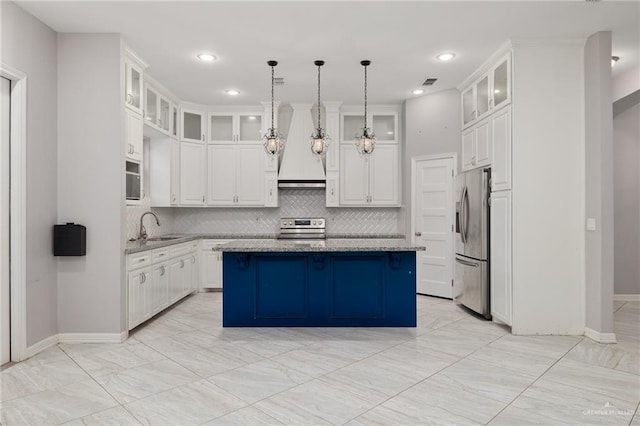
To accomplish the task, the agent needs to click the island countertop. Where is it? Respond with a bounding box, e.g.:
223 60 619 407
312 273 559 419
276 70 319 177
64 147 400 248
214 238 426 252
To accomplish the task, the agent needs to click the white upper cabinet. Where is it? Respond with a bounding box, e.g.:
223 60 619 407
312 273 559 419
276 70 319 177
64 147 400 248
144 82 176 137
369 144 399 205
491 54 511 110
371 113 398 143
181 108 207 143
180 142 206 205
461 53 511 129
125 58 144 115
149 137 180 207
144 84 158 126
208 113 263 143
207 144 265 207
491 106 512 191
340 144 399 206
461 117 491 172
126 108 143 163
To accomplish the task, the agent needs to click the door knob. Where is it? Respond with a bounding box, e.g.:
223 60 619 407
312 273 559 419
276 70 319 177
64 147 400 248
415 232 422 237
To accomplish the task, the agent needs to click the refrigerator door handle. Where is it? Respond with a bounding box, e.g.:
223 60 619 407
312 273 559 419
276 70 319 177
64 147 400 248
455 256 480 268
459 186 467 244
462 185 470 243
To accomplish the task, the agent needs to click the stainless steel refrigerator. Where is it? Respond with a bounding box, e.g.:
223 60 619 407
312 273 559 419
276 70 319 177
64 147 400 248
455 167 491 319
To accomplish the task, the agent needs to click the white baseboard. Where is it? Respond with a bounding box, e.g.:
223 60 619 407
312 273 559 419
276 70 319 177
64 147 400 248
58 331 128 344
25 335 59 359
614 294 640 302
584 327 617 344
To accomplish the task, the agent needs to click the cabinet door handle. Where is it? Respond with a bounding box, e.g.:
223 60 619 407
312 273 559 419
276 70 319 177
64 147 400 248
160 266 165 276
269 188 273 196
331 188 334 196
140 272 146 283
202 196 205 203
192 255 196 264
415 232 422 237
180 260 184 268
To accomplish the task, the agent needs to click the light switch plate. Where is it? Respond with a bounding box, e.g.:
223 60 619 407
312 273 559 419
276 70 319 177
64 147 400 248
586 218 597 231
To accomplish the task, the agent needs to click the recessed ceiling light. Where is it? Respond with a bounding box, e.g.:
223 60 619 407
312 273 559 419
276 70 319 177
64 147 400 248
436 52 456 62
611 56 620 67
387 131 394 135
225 89 240 96
248 116 257 120
412 89 425 95
197 53 216 62
494 89 501 94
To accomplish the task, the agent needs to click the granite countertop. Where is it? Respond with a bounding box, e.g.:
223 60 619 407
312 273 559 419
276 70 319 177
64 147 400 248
125 234 415 254
214 238 425 253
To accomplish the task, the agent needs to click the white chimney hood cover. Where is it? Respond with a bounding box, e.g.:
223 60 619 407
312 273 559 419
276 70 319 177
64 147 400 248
278 103 326 182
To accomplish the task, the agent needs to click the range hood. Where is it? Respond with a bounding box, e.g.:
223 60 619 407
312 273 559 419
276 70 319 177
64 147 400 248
278 103 326 189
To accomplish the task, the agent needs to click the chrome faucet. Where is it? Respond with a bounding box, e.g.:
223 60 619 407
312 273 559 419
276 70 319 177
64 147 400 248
139 211 160 240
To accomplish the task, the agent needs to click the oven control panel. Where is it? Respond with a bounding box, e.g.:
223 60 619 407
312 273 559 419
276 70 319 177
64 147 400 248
280 218 325 229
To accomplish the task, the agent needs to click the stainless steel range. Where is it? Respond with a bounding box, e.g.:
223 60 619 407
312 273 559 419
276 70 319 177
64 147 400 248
278 218 326 240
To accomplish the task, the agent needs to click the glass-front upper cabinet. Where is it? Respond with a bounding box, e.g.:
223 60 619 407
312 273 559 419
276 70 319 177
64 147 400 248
475 74 490 120
372 114 397 143
159 97 171 133
125 59 144 114
181 108 206 143
209 114 234 142
462 87 475 127
491 54 511 109
145 85 158 125
238 114 262 142
341 114 365 142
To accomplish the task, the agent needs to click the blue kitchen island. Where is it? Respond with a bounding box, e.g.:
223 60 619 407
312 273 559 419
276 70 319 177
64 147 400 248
215 239 425 327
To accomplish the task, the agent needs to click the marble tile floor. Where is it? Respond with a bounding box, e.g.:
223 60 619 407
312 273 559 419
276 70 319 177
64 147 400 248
1 294 639 425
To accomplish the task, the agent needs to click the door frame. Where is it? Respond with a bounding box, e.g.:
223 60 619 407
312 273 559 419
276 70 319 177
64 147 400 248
410 153 457 296
1 63 28 362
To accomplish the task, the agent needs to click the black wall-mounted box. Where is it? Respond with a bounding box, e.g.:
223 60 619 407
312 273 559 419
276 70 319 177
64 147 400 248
54 223 86 256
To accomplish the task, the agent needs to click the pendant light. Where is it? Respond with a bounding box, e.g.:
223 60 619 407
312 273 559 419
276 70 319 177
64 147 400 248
310 60 329 157
355 60 375 156
263 60 285 157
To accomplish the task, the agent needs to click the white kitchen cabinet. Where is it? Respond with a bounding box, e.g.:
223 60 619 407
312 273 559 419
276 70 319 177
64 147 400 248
151 263 169 313
461 53 511 129
264 174 278 207
326 174 339 207
125 57 144 115
461 117 491 172
339 144 399 206
341 111 398 145
126 109 143 163
181 108 207 143
149 137 180 207
144 83 173 136
127 268 151 330
127 242 199 331
369 145 399 205
201 240 234 290
180 142 206 205
491 107 512 191
490 190 512 326
209 112 263 143
207 144 265 206
491 54 511 110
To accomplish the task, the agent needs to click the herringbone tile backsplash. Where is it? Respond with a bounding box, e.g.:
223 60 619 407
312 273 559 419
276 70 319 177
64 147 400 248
126 190 400 240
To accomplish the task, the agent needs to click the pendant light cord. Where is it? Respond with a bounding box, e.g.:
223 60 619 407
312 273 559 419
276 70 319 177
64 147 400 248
363 64 368 130
271 64 275 133
317 64 321 133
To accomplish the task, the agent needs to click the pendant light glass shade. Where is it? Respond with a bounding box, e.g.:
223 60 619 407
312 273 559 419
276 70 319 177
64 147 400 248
355 60 375 156
310 60 329 157
263 60 285 157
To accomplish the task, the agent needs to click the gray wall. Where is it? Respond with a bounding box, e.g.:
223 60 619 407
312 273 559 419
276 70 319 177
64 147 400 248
1 2 59 346
614 100 640 295
584 32 615 334
57 34 126 335
401 89 461 235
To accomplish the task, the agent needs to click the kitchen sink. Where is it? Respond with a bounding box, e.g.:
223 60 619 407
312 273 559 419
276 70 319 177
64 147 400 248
145 236 182 241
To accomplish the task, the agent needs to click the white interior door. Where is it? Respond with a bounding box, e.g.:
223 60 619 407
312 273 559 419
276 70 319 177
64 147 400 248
2 77 10 364
413 157 455 298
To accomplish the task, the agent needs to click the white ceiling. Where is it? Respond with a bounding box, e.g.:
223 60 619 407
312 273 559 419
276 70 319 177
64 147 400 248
16 1 640 106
